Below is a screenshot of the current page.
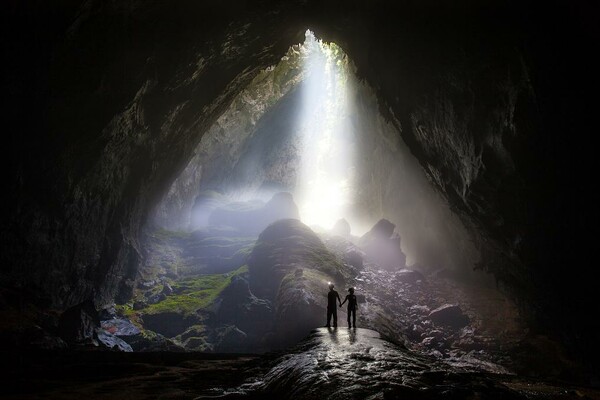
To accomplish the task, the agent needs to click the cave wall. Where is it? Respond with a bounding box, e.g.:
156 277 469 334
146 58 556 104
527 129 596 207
3 0 307 307
153 45 306 230
305 0 599 353
4 0 599 358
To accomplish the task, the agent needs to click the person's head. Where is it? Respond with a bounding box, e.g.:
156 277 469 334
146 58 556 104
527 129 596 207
348 287 354 294
328 282 334 290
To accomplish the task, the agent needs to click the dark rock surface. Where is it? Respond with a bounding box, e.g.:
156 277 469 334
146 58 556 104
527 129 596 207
3 339 599 400
230 328 591 399
429 304 470 329
58 300 100 345
96 328 133 352
216 275 273 344
142 312 201 339
125 331 186 352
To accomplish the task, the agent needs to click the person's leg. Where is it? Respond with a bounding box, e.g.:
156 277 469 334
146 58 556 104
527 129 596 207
326 308 332 327
347 309 351 327
332 309 337 327
352 309 356 327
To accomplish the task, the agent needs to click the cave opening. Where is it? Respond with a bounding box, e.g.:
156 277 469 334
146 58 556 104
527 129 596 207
3 1 599 397
131 29 513 359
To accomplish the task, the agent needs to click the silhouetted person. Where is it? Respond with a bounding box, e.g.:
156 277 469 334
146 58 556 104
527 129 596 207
340 287 358 328
325 283 342 328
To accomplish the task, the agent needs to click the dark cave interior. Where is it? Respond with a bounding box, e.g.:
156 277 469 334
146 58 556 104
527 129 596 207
2 1 600 398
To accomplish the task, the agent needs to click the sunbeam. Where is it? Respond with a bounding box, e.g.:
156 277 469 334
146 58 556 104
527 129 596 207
294 31 356 232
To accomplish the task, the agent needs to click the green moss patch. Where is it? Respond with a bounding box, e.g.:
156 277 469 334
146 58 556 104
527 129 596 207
142 265 248 316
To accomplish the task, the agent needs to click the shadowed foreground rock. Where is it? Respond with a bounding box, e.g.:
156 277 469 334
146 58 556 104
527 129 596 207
237 328 523 399
3 329 599 399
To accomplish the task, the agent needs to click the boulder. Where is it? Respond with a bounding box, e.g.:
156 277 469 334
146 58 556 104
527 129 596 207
100 318 141 337
331 218 351 237
248 219 344 300
344 248 364 270
366 219 395 239
175 325 213 351
428 304 470 329
359 219 407 270
212 325 248 352
394 269 425 284
96 329 133 352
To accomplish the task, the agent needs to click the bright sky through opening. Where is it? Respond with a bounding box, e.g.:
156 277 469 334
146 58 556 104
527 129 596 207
294 31 355 231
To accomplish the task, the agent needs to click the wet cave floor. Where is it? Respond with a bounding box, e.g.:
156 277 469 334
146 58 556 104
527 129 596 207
4 329 600 400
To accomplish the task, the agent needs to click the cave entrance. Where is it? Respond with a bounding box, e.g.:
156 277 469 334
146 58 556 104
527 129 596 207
154 30 363 235
126 30 488 354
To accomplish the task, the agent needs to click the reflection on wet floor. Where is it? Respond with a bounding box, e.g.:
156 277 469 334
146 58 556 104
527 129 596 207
241 327 589 399
325 326 359 346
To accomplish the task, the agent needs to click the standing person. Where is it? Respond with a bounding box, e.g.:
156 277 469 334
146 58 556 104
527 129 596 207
340 287 358 328
325 283 342 328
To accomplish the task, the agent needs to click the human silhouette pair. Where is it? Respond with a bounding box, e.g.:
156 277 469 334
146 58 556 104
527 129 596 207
325 283 358 328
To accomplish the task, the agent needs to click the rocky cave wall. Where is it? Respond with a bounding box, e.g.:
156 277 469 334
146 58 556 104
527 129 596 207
4 0 599 359
152 43 307 230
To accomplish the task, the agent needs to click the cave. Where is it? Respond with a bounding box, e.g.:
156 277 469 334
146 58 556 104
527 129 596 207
3 1 599 398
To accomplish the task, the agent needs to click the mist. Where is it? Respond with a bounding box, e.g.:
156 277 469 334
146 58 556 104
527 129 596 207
153 30 478 272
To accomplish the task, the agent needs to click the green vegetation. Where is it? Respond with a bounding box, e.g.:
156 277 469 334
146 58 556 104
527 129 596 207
115 304 143 328
143 265 248 316
174 325 212 351
150 227 191 241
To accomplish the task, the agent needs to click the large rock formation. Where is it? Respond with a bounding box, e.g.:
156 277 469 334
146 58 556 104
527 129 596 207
359 219 407 270
247 219 351 347
248 219 345 300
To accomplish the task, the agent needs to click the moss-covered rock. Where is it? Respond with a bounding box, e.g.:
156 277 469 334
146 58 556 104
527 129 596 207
142 266 248 316
121 266 248 340
248 219 345 301
175 325 213 352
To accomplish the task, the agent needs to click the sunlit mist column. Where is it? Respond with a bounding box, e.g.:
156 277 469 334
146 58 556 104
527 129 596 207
294 31 355 231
